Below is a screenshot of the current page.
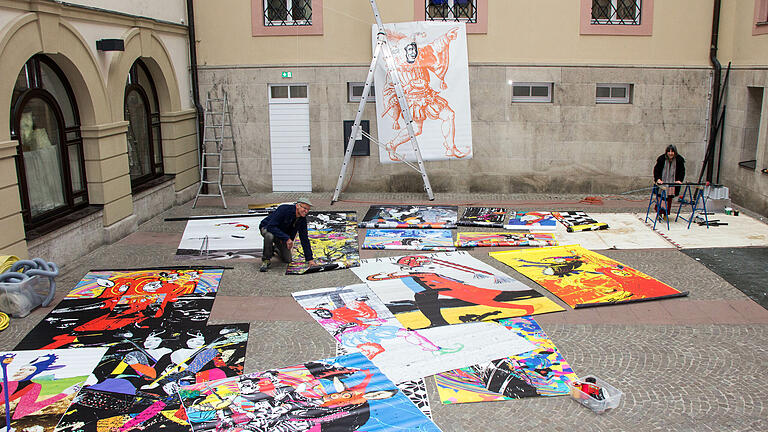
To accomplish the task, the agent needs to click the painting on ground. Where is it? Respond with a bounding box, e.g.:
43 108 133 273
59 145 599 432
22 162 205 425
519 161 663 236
53 324 249 431
457 207 507 227
0 348 106 432
373 21 472 163
360 205 458 229
335 343 432 420
455 232 557 248
490 245 688 308
504 211 557 232
363 229 455 251
552 211 609 232
14 268 223 350
293 284 536 384
286 212 360 275
435 316 578 404
178 352 442 431
176 215 266 260
351 251 564 330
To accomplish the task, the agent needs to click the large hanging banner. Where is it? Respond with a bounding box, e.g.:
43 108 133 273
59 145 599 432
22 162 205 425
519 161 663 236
363 229 455 251
490 245 688 308
178 353 442 432
360 205 458 229
435 316 578 404
0 348 107 432
455 232 557 248
53 324 249 431
373 21 472 163
293 284 536 384
351 252 564 330
176 214 266 260
286 212 360 275
15 268 223 350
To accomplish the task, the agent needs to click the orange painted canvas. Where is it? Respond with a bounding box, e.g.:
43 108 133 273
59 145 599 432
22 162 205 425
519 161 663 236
490 245 687 308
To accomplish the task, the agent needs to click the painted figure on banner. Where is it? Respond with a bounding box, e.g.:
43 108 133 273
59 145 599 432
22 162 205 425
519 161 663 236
382 27 466 161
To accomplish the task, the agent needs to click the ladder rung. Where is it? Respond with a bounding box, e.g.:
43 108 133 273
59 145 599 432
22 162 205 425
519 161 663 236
197 193 223 197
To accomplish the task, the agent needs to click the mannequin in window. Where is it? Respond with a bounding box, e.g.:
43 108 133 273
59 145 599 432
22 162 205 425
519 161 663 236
19 111 65 215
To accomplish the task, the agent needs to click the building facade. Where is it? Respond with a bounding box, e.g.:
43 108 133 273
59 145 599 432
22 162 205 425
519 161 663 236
1 0 767 267
0 0 199 264
193 0 767 214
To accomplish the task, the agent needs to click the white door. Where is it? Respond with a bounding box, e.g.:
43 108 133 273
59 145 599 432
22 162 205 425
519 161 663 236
268 84 311 192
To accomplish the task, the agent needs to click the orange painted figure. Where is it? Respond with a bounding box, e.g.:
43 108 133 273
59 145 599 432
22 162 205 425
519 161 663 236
381 27 466 161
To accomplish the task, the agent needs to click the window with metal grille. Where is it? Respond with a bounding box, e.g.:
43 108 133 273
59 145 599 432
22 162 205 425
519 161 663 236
264 0 312 26
426 0 477 23
511 83 553 103
596 83 632 104
591 0 641 25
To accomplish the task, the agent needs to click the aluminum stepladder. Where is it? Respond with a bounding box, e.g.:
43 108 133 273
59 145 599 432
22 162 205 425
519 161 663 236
331 0 434 204
193 90 249 209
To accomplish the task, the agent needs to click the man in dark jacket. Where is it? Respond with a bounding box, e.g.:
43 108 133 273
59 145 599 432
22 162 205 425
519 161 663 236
259 198 316 272
653 144 685 218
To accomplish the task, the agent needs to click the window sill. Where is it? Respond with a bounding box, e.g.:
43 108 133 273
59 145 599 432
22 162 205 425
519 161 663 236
25 205 103 242
131 174 175 195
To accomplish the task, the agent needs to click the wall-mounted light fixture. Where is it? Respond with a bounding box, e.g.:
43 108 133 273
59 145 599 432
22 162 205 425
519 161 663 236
96 39 125 51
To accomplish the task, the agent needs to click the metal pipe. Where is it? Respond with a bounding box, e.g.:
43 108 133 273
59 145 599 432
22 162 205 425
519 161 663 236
186 0 205 191
705 0 722 182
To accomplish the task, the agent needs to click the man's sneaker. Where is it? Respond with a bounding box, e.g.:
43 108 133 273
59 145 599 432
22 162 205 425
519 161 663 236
259 261 271 272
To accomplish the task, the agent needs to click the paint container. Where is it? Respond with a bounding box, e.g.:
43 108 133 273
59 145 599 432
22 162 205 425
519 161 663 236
569 375 622 414
724 207 732 215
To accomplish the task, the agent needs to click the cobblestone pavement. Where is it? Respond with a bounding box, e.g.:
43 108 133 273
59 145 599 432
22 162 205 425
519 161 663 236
2 192 767 432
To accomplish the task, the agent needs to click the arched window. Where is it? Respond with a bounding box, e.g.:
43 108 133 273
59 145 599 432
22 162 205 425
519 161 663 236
10 55 86 229
125 59 163 189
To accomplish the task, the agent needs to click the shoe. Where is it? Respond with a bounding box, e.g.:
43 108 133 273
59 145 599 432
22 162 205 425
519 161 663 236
259 261 271 272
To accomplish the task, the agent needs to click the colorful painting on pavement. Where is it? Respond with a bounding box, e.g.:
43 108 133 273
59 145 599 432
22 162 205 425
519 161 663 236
286 212 360 275
552 211 609 232
0 348 107 432
455 232 557 248
176 215 266 260
14 269 223 351
335 343 433 420
457 207 507 227
178 352 442 431
504 211 557 232
53 324 249 432
293 284 536 384
490 245 688 307
363 229 455 251
435 316 578 404
351 251 564 330
67 269 222 299
360 205 458 229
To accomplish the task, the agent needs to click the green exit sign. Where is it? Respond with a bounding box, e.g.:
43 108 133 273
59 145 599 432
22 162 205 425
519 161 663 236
281 71 292 78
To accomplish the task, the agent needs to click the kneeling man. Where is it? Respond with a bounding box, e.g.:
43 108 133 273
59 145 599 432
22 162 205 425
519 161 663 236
259 198 316 272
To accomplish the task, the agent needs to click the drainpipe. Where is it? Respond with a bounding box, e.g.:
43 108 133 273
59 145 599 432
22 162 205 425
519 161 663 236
187 0 204 187
705 0 722 183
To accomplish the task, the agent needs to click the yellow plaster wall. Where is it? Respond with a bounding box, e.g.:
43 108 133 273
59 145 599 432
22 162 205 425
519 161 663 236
719 0 768 66
195 0 714 66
